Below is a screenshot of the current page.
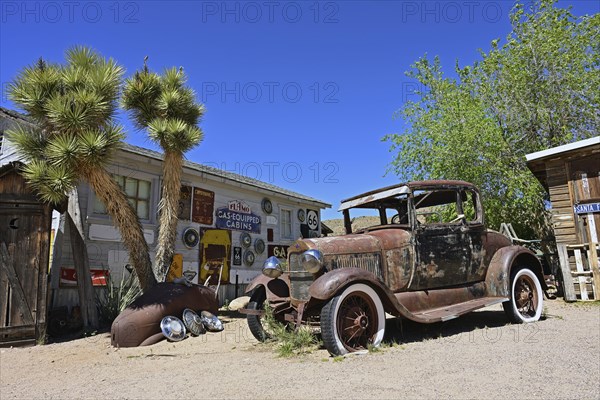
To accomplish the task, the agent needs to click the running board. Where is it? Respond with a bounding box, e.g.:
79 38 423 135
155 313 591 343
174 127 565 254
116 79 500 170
410 297 508 323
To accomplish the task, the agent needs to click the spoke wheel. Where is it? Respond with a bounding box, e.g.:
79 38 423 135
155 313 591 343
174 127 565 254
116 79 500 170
321 284 385 356
503 267 543 323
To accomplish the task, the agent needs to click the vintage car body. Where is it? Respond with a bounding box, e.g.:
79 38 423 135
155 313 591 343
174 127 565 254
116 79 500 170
242 180 546 356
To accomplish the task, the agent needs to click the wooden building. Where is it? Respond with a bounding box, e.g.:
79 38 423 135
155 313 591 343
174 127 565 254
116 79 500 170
526 137 600 301
0 162 52 346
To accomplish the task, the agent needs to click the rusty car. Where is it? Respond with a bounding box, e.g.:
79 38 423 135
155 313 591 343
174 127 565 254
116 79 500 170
241 180 546 356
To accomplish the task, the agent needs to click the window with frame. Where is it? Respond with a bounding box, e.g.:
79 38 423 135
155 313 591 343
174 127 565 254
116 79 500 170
93 175 152 220
281 209 292 239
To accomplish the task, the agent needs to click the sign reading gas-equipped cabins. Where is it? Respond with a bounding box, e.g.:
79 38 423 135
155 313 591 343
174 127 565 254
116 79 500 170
574 203 600 214
216 200 261 233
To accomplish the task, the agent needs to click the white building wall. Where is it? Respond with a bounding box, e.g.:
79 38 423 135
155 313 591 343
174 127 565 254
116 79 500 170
52 147 328 307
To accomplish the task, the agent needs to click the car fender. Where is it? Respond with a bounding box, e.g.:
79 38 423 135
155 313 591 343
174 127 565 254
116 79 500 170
485 245 547 297
245 273 291 302
308 268 410 316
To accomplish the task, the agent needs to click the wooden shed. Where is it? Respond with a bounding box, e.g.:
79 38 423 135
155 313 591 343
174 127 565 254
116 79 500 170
0 162 52 345
526 137 600 301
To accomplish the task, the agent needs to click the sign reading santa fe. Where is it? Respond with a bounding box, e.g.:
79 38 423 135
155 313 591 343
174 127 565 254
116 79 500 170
216 200 261 233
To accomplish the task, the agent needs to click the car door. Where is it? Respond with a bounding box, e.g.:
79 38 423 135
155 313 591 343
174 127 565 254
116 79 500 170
461 188 488 283
411 189 470 290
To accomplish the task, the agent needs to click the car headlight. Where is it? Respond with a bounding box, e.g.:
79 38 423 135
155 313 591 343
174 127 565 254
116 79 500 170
262 256 283 279
301 249 323 273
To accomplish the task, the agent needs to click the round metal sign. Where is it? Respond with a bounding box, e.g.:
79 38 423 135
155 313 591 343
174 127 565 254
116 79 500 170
244 250 255 266
297 209 306 222
261 198 273 214
254 238 265 254
240 232 252 248
306 210 319 231
182 227 200 248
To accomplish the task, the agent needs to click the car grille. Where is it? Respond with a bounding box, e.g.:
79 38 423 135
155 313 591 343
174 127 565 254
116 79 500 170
326 253 383 280
288 253 313 302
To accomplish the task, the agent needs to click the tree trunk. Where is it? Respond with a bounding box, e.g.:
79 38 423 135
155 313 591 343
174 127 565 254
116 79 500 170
154 151 183 281
67 190 99 329
85 168 157 292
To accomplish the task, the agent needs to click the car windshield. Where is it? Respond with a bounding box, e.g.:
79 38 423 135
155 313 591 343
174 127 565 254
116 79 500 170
340 184 481 233
343 193 411 233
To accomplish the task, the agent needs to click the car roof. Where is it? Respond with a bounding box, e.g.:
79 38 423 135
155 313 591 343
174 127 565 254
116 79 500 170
338 180 477 211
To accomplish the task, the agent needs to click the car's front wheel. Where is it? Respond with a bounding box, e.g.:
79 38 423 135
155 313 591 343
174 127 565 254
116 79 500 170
320 283 385 356
503 266 543 323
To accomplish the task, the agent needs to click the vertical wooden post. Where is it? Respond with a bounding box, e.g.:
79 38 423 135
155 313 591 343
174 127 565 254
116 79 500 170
588 242 600 300
67 189 99 329
557 244 576 301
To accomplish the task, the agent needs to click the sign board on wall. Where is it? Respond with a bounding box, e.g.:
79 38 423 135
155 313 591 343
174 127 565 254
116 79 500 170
268 244 290 259
233 247 242 265
574 203 600 214
215 200 261 233
60 268 108 286
306 209 319 231
178 186 192 220
192 188 215 225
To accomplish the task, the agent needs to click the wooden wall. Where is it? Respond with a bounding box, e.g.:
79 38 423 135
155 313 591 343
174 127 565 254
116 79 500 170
0 165 51 345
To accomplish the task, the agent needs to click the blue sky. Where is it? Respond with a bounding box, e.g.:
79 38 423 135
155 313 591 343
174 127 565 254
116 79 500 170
1 0 598 220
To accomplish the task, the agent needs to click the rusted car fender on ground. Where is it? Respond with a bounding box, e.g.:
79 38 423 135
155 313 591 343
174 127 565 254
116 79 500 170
245 273 291 301
111 282 219 348
308 267 411 317
485 245 547 297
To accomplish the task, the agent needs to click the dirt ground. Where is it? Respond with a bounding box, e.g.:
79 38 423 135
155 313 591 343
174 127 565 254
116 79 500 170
1 300 599 399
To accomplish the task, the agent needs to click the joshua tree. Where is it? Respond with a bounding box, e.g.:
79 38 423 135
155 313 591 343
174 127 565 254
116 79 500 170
7 47 157 292
122 61 204 281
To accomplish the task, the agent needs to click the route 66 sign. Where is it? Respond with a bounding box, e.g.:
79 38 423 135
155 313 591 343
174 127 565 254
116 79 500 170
306 209 319 231
233 247 242 266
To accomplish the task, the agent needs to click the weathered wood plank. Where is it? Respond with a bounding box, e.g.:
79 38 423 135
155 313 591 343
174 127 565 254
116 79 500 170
574 249 589 300
0 242 34 325
554 227 577 237
0 324 35 339
68 189 99 329
588 243 600 300
557 244 576 301
0 257 8 327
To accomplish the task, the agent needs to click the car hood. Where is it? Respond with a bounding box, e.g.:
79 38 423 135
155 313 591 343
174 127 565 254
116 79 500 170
295 228 411 255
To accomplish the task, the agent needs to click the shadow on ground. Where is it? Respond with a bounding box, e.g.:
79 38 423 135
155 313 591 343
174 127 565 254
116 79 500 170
383 309 514 345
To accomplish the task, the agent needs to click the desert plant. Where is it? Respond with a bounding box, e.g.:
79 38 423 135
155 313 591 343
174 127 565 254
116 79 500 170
96 266 142 325
6 47 156 292
262 304 321 357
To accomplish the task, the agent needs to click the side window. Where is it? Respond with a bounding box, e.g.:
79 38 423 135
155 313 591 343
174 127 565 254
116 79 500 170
281 208 292 239
461 189 480 223
93 175 152 220
413 189 460 225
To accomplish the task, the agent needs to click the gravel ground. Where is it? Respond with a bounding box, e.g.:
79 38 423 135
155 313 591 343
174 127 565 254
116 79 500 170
1 300 599 399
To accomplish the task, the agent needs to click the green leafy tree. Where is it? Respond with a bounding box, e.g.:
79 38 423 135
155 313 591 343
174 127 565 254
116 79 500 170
122 62 204 281
7 47 157 292
385 0 599 240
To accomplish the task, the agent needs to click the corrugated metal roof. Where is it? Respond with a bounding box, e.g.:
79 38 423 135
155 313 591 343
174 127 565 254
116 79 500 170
525 136 600 161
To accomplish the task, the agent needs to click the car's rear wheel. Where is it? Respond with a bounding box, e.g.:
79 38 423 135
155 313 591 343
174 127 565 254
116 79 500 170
320 283 385 356
247 287 270 342
503 266 543 323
